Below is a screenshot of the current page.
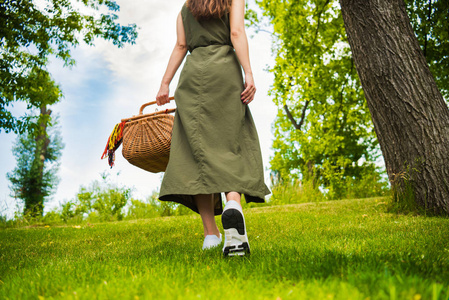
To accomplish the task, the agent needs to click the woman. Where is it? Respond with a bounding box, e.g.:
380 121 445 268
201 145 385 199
156 0 270 257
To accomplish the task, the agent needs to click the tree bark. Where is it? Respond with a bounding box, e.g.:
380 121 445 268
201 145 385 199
339 0 449 214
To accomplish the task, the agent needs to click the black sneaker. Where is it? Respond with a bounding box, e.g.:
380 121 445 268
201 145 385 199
221 200 250 257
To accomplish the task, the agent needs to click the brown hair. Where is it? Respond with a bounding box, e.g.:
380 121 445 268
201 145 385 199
186 0 231 20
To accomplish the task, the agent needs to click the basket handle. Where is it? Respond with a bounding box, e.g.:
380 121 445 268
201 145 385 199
139 96 175 115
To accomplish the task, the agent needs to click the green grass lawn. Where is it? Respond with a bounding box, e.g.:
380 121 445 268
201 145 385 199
1 198 448 299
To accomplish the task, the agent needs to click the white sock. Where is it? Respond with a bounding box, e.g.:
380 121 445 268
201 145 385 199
227 200 238 205
225 200 242 211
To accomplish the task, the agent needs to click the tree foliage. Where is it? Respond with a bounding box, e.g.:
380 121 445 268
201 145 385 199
405 0 449 100
0 0 138 133
253 0 382 198
7 108 64 217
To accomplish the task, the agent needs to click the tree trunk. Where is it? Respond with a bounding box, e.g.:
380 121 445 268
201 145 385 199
25 105 51 217
339 0 449 214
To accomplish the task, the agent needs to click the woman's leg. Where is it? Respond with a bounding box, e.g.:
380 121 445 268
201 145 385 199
225 191 241 206
194 194 220 237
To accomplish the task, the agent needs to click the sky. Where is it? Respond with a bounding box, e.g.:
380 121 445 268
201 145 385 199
0 0 277 218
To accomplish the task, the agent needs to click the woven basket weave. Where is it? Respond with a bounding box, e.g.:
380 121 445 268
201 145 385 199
121 98 176 173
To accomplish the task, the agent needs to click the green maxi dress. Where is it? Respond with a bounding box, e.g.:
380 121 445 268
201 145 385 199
159 4 270 215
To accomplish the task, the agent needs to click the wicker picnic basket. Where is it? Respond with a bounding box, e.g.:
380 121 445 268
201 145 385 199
120 97 176 173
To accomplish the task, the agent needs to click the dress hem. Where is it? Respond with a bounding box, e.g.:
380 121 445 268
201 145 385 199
159 187 269 216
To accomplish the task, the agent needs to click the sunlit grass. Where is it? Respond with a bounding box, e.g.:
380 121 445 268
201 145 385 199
1 198 448 299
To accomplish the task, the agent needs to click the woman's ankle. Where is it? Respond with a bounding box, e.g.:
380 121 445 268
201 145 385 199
204 228 220 238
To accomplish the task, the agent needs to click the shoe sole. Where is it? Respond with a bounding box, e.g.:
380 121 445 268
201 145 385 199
222 208 250 257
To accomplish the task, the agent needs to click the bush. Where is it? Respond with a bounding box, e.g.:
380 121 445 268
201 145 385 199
58 173 132 223
0 214 10 229
126 199 157 219
321 160 389 200
270 179 325 205
125 193 160 220
42 209 63 225
343 165 390 199
269 164 389 206
78 184 129 221
2 173 198 227
125 192 194 220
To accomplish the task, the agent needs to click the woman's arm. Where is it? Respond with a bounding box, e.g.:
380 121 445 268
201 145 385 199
156 12 188 106
230 0 256 104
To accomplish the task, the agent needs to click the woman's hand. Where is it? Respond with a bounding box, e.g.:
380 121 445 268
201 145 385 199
241 72 256 105
156 84 170 106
